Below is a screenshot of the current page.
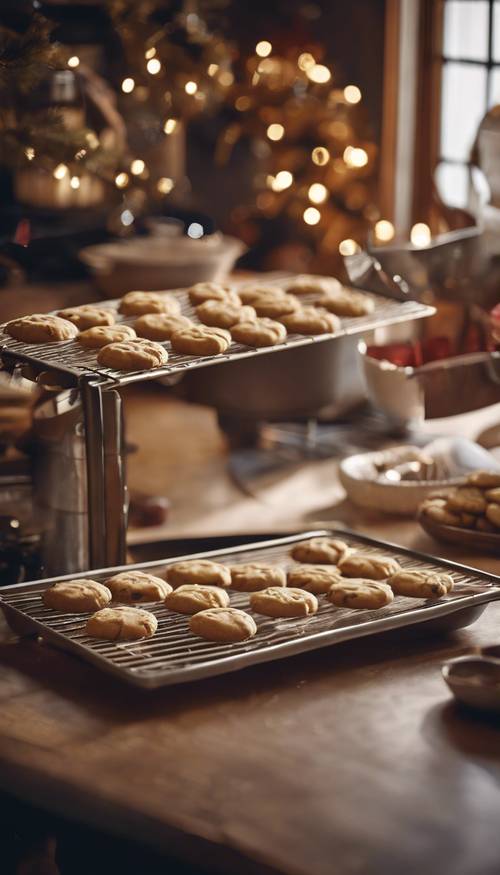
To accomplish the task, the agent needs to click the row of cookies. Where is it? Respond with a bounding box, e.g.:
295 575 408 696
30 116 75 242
419 469 500 533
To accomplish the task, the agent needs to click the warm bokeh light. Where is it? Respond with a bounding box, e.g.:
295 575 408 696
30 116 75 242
157 177 174 194
25 146 35 161
70 176 80 190
130 159 145 175
256 40 272 58
272 170 293 191
311 146 330 166
267 123 285 141
344 85 361 104
145 47 156 59
53 163 68 180
163 118 177 134
374 219 395 242
410 222 432 247
121 209 134 226
343 146 368 168
185 80 198 95
187 222 204 238
146 58 161 75
298 52 315 71
339 238 359 256
115 172 129 188
308 183 328 204
306 64 331 84
86 131 99 149
121 77 135 93
235 95 251 111
208 63 219 76
303 207 321 225
67 56 80 68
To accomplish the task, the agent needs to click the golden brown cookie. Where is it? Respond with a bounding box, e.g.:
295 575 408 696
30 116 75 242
42 579 112 613
250 587 318 618
189 607 257 642
486 503 500 528
446 487 487 516
104 570 171 603
187 282 238 306
57 305 115 330
133 313 192 341
118 291 181 316
231 318 286 347
485 487 500 503
97 339 168 370
287 565 342 594
238 285 286 304
280 307 340 335
291 537 351 565
85 606 157 640
78 324 137 348
229 563 286 592
167 559 232 589
388 570 453 599
285 275 343 296
338 553 400 580
165 584 230 614
5 314 79 344
328 579 394 609
318 288 375 317
422 504 462 526
466 470 500 489
170 325 231 355
251 293 299 318
196 299 256 329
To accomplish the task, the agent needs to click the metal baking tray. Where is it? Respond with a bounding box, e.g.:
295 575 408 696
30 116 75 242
0 276 434 388
1 530 499 689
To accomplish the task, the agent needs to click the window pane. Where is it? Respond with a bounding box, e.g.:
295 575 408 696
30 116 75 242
493 1 500 61
441 62 487 161
436 162 469 208
489 67 500 105
444 1 489 61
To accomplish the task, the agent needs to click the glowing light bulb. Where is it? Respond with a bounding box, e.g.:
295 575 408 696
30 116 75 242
303 207 321 225
70 176 80 190
121 77 135 93
374 220 395 242
147 58 161 75
267 123 284 141
130 159 145 175
145 47 156 60
311 146 330 166
187 222 204 239
271 170 293 192
115 172 129 189
306 64 331 84
410 222 431 247
53 163 68 180
256 40 272 58
298 52 315 71
343 146 368 167
344 84 361 104
185 80 198 95
339 238 359 256
308 183 328 204
25 146 35 161
157 177 174 194
67 56 80 68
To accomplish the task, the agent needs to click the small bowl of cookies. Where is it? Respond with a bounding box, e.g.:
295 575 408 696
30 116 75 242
418 470 500 552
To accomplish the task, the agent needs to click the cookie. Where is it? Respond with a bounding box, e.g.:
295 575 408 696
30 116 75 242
170 325 231 355
188 282 239 306
57 305 115 330
318 288 375 317
165 584 230 614
97 339 168 370
280 307 340 335
85 606 157 640
250 586 318 618
133 313 192 341
338 553 400 580
104 570 171 603
238 285 286 304
285 275 343 296
196 299 257 329
231 318 286 347
446 487 487 516
167 559 231 589
5 314 79 344
388 570 453 599
42 579 112 613
251 293 299 319
118 291 181 316
328 580 394 609
423 504 462 526
189 607 257 642
485 487 500 503
486 503 500 528
287 565 342 594
229 563 286 592
291 538 351 565
467 470 500 489
78 324 137 348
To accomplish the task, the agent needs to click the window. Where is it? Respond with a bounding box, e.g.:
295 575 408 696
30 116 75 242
437 0 500 208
